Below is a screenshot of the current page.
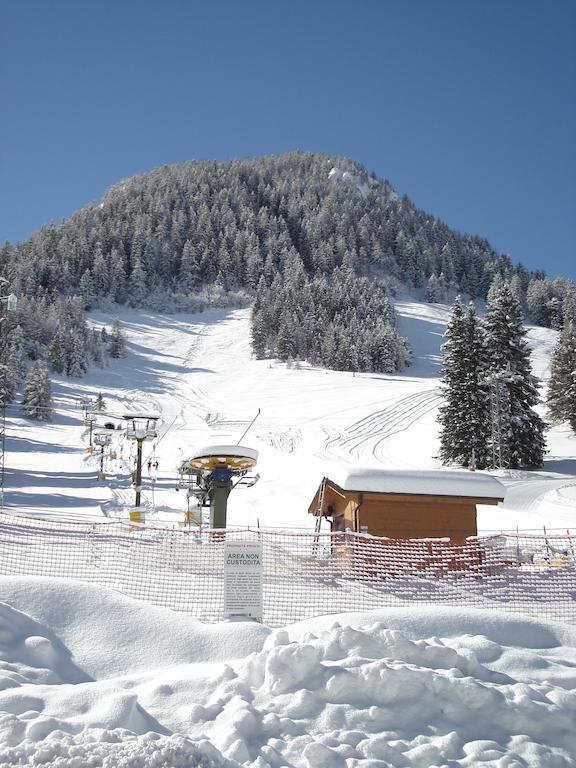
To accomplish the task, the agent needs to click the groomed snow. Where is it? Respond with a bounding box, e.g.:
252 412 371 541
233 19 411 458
1 577 576 767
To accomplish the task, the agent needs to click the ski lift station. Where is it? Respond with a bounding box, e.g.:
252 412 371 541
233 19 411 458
309 468 506 540
179 444 259 528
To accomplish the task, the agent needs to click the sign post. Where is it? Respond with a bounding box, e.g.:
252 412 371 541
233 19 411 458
224 541 263 621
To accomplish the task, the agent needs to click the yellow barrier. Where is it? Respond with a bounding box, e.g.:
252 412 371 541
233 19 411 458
129 509 145 524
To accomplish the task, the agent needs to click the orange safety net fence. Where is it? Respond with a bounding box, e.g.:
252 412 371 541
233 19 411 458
1 512 575 626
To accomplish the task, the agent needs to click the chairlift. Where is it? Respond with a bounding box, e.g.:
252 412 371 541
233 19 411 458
123 413 160 441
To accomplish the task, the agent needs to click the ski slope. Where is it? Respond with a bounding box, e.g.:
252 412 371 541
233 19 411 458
4 299 576 532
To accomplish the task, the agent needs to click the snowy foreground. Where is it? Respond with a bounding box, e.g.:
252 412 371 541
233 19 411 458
1 577 576 768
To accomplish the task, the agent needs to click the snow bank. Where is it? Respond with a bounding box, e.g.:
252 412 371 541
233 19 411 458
1 577 576 767
0 577 270 678
0 732 236 767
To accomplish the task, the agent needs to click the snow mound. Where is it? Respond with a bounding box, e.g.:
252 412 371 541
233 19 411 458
0 731 236 768
1 578 576 767
0 577 271 679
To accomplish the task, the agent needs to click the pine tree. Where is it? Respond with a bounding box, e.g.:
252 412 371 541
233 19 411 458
484 281 546 468
91 246 110 297
6 325 26 389
547 320 576 434
66 334 88 377
108 320 127 358
109 249 128 304
250 288 268 358
22 360 53 421
0 361 15 408
128 258 148 306
79 269 96 308
94 391 107 411
0 324 25 407
438 298 491 468
47 326 68 373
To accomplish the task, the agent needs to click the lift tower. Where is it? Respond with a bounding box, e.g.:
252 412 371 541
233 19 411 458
179 445 259 528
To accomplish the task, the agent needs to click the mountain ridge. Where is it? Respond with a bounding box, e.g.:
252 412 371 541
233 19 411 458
0 151 573 379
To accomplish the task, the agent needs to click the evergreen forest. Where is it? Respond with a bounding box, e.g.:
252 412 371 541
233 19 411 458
1 152 575 389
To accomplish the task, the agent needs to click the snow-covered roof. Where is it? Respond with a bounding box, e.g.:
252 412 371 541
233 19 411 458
189 445 258 461
327 468 505 500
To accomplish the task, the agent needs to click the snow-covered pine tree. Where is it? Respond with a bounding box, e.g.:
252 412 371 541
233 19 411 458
250 284 269 359
87 328 105 367
109 248 128 304
6 326 26 394
13 326 27 380
438 297 491 468
547 320 576 434
108 320 127 358
128 258 148 307
0 361 14 408
94 392 106 411
22 360 53 421
47 325 68 373
0 323 25 408
66 333 88 377
484 280 546 468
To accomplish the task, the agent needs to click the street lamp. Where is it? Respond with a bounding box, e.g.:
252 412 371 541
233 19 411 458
123 412 159 519
0 279 17 510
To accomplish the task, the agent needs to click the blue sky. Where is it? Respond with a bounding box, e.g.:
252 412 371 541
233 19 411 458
1 0 575 279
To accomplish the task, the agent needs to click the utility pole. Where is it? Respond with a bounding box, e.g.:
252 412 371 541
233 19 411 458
135 437 144 507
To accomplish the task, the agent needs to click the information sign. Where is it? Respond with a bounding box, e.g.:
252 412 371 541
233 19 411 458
224 541 263 621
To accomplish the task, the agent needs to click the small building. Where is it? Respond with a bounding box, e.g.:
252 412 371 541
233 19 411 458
308 468 505 540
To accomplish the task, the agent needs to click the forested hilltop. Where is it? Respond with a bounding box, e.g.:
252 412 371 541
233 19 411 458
1 152 574 377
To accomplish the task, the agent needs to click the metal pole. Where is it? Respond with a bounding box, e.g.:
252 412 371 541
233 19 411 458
209 481 232 528
135 438 143 507
237 408 261 444
0 292 8 509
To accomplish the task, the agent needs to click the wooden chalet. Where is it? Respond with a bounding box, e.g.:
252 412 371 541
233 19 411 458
308 468 506 540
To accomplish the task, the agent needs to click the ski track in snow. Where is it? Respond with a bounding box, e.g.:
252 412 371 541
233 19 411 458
322 388 443 466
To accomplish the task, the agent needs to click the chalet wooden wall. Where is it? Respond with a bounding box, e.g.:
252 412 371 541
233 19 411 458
355 494 479 539
315 488 501 540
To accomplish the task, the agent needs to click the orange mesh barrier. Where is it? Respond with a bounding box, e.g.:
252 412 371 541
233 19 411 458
0 512 574 625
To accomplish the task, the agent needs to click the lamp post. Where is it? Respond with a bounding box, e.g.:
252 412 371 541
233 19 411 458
123 413 159 518
0 278 18 510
